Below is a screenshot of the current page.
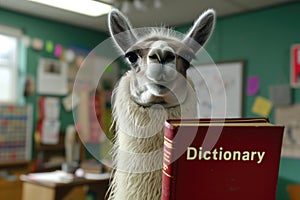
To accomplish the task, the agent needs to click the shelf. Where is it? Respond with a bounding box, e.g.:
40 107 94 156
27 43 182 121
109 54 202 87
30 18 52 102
36 144 65 151
0 160 30 167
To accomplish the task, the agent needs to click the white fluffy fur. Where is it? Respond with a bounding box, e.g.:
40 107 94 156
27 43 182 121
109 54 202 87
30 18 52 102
108 71 197 200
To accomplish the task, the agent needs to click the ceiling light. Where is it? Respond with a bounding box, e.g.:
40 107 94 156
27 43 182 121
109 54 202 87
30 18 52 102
133 0 146 11
121 1 130 13
27 0 112 17
154 0 161 9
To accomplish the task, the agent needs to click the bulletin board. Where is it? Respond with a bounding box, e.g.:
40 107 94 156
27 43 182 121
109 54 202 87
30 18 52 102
0 105 33 164
188 61 244 118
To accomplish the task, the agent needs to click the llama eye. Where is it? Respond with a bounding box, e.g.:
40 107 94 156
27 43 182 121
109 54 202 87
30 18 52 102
125 52 139 64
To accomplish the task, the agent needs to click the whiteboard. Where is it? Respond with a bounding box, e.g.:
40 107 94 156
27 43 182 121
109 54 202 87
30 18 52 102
188 61 244 118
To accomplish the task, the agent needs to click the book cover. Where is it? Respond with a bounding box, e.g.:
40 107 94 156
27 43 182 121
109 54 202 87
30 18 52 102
162 118 284 200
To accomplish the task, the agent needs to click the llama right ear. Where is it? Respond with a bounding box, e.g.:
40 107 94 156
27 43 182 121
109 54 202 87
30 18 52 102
183 9 216 53
108 9 137 53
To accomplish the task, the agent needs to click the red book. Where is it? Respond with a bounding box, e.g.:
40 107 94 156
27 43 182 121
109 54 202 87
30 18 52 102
162 118 284 200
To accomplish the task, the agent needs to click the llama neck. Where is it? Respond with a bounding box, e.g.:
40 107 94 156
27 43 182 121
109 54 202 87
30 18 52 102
111 71 197 173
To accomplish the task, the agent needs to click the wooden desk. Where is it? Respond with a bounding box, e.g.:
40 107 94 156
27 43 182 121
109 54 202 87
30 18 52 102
21 175 110 200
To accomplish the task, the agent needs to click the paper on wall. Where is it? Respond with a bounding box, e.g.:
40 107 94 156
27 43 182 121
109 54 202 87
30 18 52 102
39 97 61 145
37 58 68 95
41 120 60 145
43 97 60 119
275 105 300 158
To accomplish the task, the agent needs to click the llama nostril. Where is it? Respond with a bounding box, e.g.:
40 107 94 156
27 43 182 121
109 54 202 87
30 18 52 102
149 53 160 62
164 51 175 63
149 50 175 64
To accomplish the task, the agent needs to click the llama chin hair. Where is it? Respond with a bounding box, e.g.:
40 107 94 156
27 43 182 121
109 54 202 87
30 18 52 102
147 83 169 96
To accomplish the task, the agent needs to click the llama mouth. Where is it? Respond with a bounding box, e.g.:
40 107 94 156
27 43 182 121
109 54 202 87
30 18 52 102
148 83 170 96
156 84 167 90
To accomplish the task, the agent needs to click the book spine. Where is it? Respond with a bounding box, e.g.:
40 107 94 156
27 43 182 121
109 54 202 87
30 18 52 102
161 123 177 200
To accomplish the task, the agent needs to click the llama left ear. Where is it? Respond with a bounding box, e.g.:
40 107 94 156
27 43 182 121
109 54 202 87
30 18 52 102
108 9 137 53
183 9 216 53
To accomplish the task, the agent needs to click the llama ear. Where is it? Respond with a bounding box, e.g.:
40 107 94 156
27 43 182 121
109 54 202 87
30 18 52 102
183 9 216 53
108 9 137 53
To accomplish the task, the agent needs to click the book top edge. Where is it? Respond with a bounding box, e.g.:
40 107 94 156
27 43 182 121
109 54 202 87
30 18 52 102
164 118 284 128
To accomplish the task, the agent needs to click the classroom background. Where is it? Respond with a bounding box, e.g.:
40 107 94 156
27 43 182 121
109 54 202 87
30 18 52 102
0 1 300 199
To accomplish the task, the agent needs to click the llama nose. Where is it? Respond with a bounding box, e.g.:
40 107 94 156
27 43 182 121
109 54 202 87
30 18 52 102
148 49 175 64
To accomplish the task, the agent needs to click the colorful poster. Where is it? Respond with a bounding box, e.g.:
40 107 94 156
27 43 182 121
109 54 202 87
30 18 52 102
291 44 300 87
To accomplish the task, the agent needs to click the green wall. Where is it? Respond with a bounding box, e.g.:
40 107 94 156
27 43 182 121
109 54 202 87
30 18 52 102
177 2 300 199
0 8 108 132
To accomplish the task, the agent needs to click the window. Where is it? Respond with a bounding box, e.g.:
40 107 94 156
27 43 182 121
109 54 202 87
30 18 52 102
0 25 23 104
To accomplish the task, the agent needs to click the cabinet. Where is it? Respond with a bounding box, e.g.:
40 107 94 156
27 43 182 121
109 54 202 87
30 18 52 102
0 162 30 199
34 132 66 171
34 132 84 172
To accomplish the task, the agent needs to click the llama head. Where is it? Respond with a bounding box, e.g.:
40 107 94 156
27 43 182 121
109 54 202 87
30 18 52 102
108 9 215 107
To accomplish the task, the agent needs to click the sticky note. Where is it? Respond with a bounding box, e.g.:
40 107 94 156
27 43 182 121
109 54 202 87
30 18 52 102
64 49 75 63
247 76 259 95
32 38 44 51
21 36 31 48
54 44 62 57
252 96 273 117
46 40 54 53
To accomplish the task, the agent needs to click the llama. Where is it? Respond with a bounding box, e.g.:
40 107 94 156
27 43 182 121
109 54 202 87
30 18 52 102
107 9 216 199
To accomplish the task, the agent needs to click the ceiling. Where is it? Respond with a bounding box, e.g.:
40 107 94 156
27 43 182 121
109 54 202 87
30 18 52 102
0 0 295 33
